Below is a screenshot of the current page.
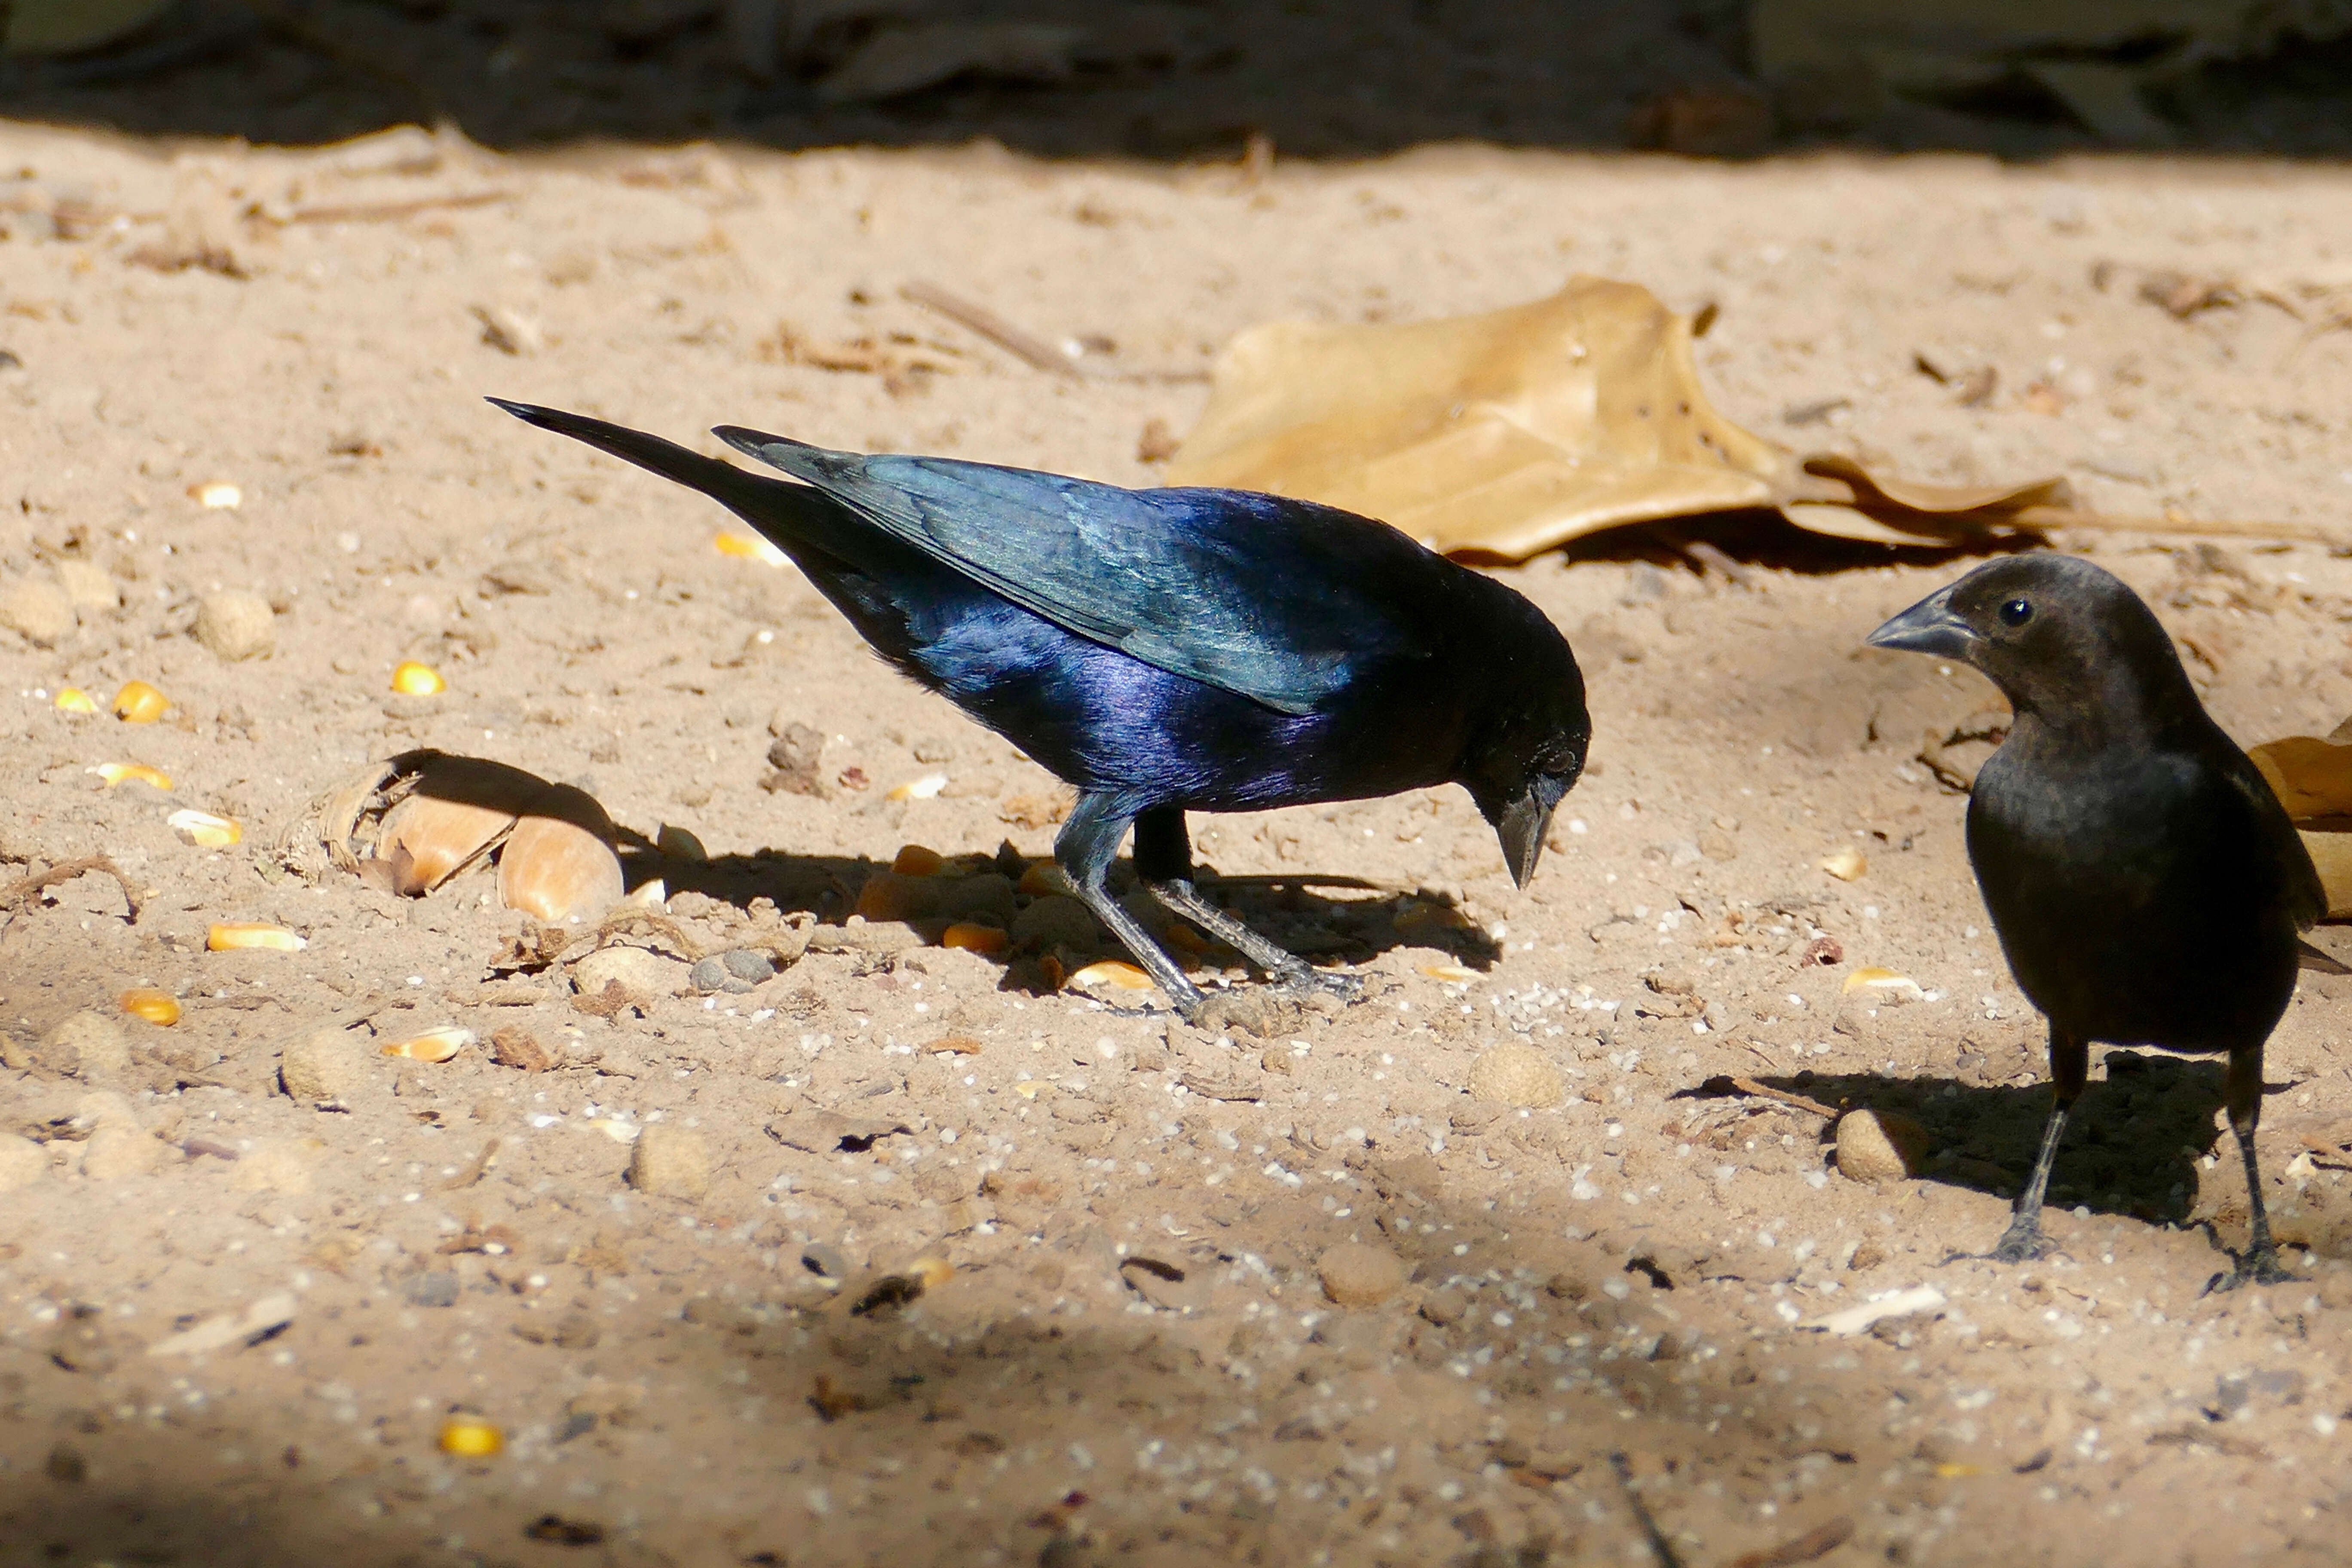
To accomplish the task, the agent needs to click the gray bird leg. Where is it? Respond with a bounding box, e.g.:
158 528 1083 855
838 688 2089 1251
1054 792 1204 1018
1986 1023 2086 1264
1132 808 1360 1001
2212 1045 2302 1291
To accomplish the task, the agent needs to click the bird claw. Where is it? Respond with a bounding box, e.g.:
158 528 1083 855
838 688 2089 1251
1980 1223 2061 1265
2205 1248 2304 1295
1269 964 1364 1007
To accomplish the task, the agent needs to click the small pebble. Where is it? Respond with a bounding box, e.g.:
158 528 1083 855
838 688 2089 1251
628 1123 714 1200
721 947 777 983
1465 1041 1564 1108
192 591 276 661
1420 1286 1469 1326
572 946 689 1004
0 577 74 646
0 1134 46 1192
404 1271 461 1308
1835 1109 1932 1183
280 1028 371 1106
1317 1242 1408 1307
81 1124 161 1181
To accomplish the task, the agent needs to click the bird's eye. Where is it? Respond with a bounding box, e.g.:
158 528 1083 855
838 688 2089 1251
1998 598 2033 627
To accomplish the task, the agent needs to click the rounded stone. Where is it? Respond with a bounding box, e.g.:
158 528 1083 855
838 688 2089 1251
0 1134 47 1192
628 1123 713 1200
720 947 777 983
0 577 74 646
39 1011 129 1082
573 946 689 1004
1318 1241 1409 1308
1835 1109 1932 1184
192 591 277 661
82 1124 162 1180
1465 1041 1565 1109
281 1027 371 1106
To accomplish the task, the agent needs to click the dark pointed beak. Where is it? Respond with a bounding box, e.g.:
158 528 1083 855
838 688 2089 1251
1496 790 1553 891
1865 586 1977 661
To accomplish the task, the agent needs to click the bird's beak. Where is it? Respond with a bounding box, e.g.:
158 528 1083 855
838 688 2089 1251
1496 789 1552 891
1865 586 1977 661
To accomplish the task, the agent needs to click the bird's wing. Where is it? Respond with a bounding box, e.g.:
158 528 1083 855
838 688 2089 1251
2220 751 2329 933
717 429 1438 716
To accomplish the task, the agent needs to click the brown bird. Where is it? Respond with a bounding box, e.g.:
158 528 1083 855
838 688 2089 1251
1868 555 2323 1289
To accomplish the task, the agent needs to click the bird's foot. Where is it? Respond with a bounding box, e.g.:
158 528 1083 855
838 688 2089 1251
2205 1246 2305 1295
1268 963 1364 1008
1981 1221 2061 1266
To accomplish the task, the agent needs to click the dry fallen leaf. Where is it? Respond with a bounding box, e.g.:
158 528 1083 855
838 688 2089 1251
2249 732 2352 917
1165 276 2334 555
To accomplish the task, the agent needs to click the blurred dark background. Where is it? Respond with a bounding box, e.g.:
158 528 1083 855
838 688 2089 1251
4 0 2352 158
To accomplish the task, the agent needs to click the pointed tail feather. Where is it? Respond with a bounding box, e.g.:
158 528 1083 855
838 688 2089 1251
487 398 853 562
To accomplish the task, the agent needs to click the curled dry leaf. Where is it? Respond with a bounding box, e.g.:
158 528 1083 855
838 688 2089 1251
1165 276 2330 554
376 793 516 896
317 750 623 921
2250 733 2352 916
499 785 625 925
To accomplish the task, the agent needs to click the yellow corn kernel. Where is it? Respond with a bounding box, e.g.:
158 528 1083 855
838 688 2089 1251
905 1256 954 1291
207 922 305 952
887 773 948 802
1163 924 1209 954
714 530 787 566
167 808 242 848
54 687 99 714
389 660 445 696
91 762 174 791
891 843 945 876
437 1415 503 1458
940 922 1008 955
189 481 242 510
112 680 169 723
1418 963 1480 983
382 1026 472 1062
1819 845 1867 882
119 988 181 1026
1016 861 1069 897
1066 959 1152 993
1013 1079 1046 1099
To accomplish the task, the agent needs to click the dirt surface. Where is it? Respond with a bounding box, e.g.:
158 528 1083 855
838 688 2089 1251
6 120 2352 1568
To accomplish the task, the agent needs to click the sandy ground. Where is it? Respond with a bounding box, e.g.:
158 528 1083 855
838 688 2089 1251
6 118 2352 1568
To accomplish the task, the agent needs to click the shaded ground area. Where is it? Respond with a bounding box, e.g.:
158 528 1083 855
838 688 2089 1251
6 0 2352 159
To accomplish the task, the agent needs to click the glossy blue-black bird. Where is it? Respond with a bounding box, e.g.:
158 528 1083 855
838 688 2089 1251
491 400 1590 1022
1868 554 2324 1289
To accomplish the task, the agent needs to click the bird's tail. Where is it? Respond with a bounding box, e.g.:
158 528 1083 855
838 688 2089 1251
487 398 757 498
486 398 851 562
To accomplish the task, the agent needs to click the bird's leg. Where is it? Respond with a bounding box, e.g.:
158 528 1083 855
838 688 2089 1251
1985 1024 2086 1265
1054 793 1204 1019
2211 1045 2303 1292
1132 808 1360 1002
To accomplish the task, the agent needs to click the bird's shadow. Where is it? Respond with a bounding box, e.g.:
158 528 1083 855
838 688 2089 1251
604 836 1502 996
1678 1052 2232 1230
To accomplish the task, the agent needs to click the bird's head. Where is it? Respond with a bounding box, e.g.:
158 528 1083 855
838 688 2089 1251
1864 554 2196 727
1462 611 1591 891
